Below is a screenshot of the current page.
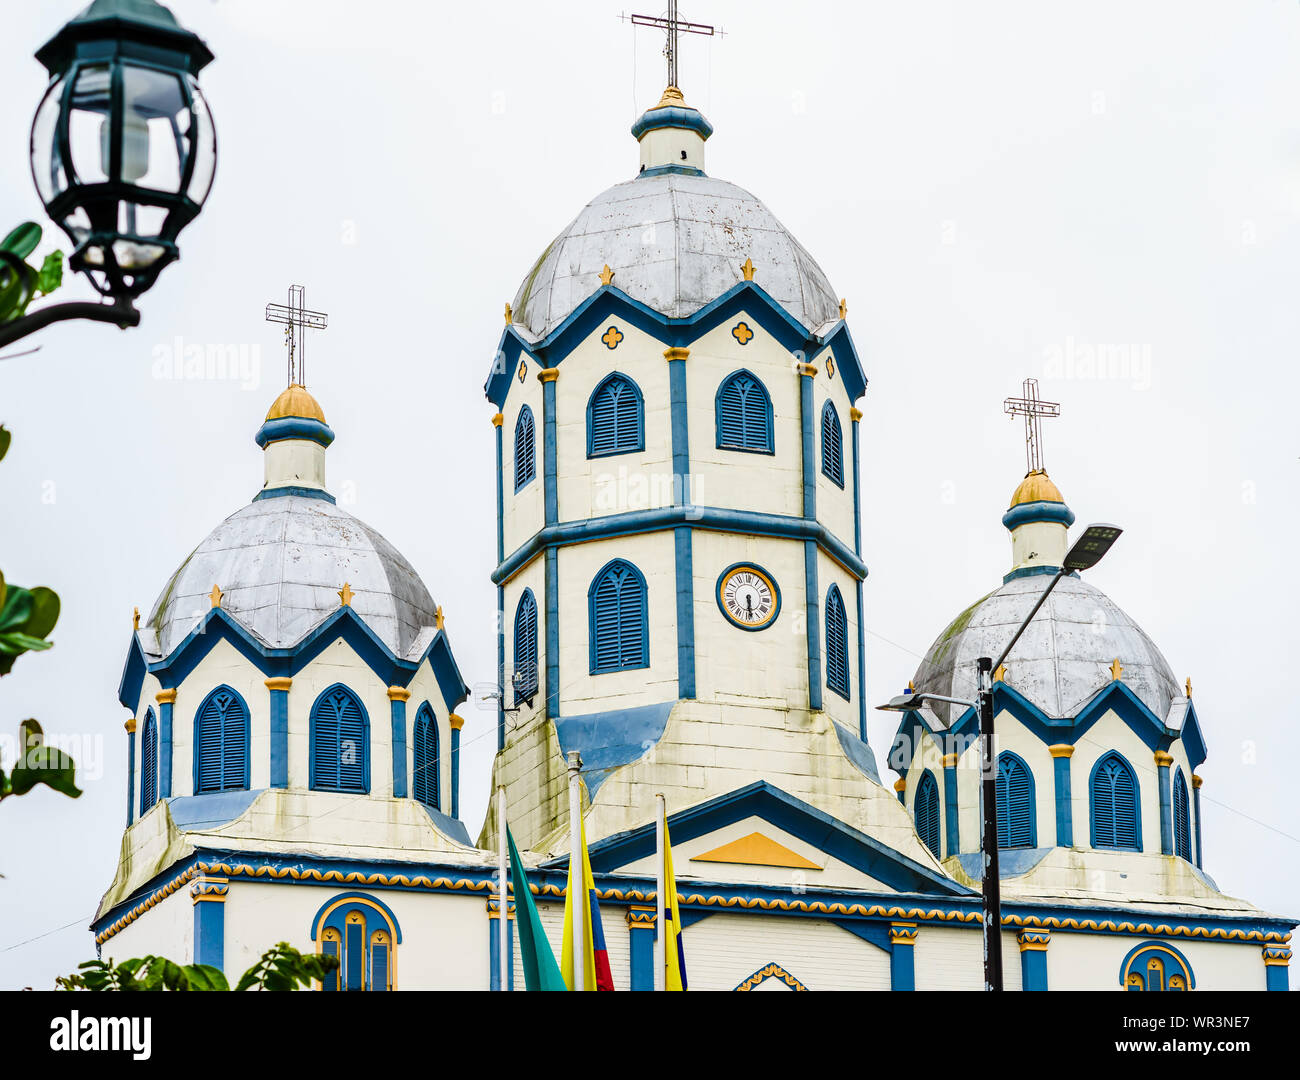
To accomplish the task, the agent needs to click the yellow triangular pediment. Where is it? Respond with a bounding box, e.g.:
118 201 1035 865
691 832 821 870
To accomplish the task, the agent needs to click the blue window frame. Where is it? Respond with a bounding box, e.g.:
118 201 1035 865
915 770 941 858
140 707 158 814
514 405 536 491
310 684 370 794
820 400 844 488
1172 767 1191 862
412 702 439 810
716 369 774 453
193 686 249 794
996 752 1036 849
1090 751 1142 851
587 372 644 457
825 584 850 700
588 559 649 673
513 588 539 703
312 892 401 992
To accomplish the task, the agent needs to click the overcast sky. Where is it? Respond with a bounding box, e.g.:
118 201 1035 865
2 0 1297 988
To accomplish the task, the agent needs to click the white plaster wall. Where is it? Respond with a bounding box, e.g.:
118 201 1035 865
554 321 674 524
818 549 861 734
501 353 545 558
101 886 192 968
811 353 857 550
685 315 802 518
557 532 677 714
502 555 546 732
913 925 1022 991
1046 932 1269 991
404 657 451 814
691 530 807 709
681 911 892 991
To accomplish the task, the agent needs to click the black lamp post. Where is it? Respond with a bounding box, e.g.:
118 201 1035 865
0 0 216 348
880 523 1123 991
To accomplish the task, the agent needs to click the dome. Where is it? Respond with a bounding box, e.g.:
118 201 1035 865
510 171 841 341
912 573 1180 725
1009 469 1064 508
147 495 438 660
265 383 326 423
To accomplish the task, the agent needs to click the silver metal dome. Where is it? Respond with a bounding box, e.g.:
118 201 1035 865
147 496 437 660
913 574 1180 724
511 172 841 340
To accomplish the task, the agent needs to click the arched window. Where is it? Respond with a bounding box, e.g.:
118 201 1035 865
1120 941 1194 991
1173 767 1191 861
514 405 536 492
1091 751 1142 851
312 892 401 992
915 770 941 858
193 686 249 794
587 373 644 457
589 559 648 674
716 370 774 453
140 708 158 814
412 703 439 810
820 400 844 488
825 584 850 700
310 685 370 794
996 752 1036 849
513 588 539 703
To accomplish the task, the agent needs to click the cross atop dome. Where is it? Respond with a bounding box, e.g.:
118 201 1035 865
265 284 328 388
1003 377 1060 475
627 0 720 94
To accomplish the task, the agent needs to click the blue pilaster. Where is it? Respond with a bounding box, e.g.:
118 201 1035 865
1264 948 1290 991
889 923 916 990
942 754 960 857
156 689 175 798
125 717 136 827
266 677 290 788
388 687 409 798
496 585 505 751
545 547 560 718
1192 773 1203 868
450 714 463 819
804 540 822 711
493 412 504 562
191 876 227 971
674 527 695 699
1018 930 1050 990
666 347 691 504
855 582 867 741
628 905 656 990
488 900 515 991
797 363 817 519
1050 744 1074 847
1156 750 1173 855
539 369 559 526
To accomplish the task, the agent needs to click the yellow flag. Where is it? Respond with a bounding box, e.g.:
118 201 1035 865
663 812 688 991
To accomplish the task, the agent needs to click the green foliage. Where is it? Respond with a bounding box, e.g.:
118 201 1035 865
0 571 61 676
0 223 64 326
58 942 339 992
0 719 81 802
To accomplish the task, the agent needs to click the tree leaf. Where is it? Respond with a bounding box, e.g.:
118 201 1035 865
0 586 33 632
0 427 10 462
20 587 59 640
34 251 62 297
0 223 41 260
8 719 80 798
183 964 230 991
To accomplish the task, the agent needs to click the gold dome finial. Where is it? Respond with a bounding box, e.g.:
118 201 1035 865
265 383 326 423
1009 469 1064 508
654 85 688 110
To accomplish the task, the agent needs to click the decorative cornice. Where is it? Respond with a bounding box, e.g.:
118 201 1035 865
795 362 818 378
264 676 292 691
387 686 411 702
893 778 907 793
1154 750 1174 768
663 346 690 362
124 715 137 735
449 713 465 732
1018 929 1051 951
849 407 863 422
627 904 656 928
190 876 229 905
254 415 335 450
1262 946 1291 966
888 921 918 944
1048 744 1075 759
941 753 958 768
1193 774 1203 789
491 412 504 427
155 689 177 705
537 367 560 384
1002 499 1076 532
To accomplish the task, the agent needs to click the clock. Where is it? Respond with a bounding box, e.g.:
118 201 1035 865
716 563 781 631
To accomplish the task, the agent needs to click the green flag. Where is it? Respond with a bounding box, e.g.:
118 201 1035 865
508 826 566 991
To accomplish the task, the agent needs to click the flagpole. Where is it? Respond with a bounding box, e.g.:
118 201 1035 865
655 793 666 992
497 785 508 993
567 750 585 992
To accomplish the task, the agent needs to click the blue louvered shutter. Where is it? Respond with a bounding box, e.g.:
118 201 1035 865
825 585 850 699
916 772 941 857
821 402 844 487
195 688 246 793
313 687 367 793
1173 770 1191 860
345 921 364 991
588 375 642 456
514 590 539 702
140 710 157 812
514 406 535 491
1092 753 1140 850
590 561 647 673
717 372 772 451
412 704 439 809
321 935 340 991
997 755 1035 848
371 939 389 992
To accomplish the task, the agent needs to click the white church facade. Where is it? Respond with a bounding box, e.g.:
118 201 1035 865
93 83 1294 992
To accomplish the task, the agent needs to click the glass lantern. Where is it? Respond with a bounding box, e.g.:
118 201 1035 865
30 0 216 299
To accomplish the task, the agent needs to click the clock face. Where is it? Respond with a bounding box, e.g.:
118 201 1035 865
718 565 780 630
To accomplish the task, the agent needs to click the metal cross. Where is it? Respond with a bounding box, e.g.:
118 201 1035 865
265 284 328 387
1003 377 1060 474
626 1 719 90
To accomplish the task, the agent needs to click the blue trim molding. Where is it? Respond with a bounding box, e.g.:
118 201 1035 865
1156 751 1174 856
1001 500 1076 531
804 540 822 711
1119 939 1195 991
252 485 335 504
267 678 290 789
253 416 335 449
389 689 408 799
191 876 227 971
1050 744 1074 847
943 755 960 858
666 348 690 502
675 528 695 697
631 104 714 140
156 691 174 799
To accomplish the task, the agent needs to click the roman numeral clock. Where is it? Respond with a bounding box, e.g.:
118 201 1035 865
717 563 781 631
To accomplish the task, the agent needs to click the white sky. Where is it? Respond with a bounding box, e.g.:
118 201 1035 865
1 0 1297 988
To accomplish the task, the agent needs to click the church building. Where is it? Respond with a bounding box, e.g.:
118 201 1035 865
93 67 1294 991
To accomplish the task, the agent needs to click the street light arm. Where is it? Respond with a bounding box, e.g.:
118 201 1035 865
990 567 1067 675
0 296 140 350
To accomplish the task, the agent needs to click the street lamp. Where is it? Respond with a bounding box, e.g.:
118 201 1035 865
0 0 216 348
880 523 1123 991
